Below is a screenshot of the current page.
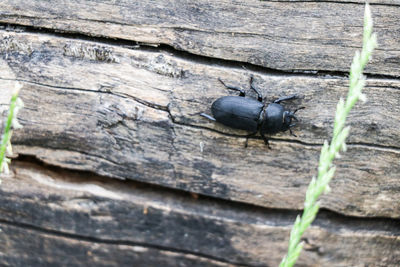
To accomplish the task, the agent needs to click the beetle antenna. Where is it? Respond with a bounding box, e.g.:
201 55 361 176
293 106 305 114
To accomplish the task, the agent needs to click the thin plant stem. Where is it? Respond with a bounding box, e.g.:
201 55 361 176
0 82 24 175
279 4 377 267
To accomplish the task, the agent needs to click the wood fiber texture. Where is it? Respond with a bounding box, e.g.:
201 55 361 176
0 1 399 266
1 162 399 267
0 1 400 76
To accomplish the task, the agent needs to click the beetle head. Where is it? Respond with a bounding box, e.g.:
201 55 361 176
282 107 305 136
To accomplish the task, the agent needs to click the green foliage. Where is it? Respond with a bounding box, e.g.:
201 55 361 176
279 4 377 267
0 82 24 177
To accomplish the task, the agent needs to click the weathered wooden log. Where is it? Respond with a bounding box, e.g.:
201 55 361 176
0 162 399 266
0 1 399 266
0 31 399 218
0 1 399 76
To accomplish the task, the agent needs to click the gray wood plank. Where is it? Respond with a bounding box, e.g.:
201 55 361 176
0 162 399 266
0 30 399 218
0 1 399 75
0 225 233 267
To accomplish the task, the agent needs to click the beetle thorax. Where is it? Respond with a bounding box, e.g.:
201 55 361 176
260 103 286 134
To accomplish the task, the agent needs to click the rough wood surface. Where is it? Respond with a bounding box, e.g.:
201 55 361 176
1 225 231 267
0 31 399 218
0 1 399 76
1 162 399 267
0 1 399 266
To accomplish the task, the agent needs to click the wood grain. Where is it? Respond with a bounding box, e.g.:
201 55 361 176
0 2 399 265
1 162 399 267
0 31 399 218
0 226 232 267
0 1 399 76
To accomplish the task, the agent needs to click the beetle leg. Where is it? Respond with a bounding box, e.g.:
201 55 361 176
289 122 298 137
200 113 216 121
244 131 257 148
274 94 298 104
290 115 299 122
289 128 297 137
218 78 246 97
249 75 263 102
287 107 304 123
260 133 271 149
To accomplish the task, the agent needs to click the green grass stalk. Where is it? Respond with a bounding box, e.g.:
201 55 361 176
0 82 24 176
279 4 377 267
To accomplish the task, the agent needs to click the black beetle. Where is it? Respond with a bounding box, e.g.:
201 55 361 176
200 76 304 147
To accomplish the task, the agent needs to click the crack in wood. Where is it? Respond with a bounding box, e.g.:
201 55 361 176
3 158 400 266
11 156 400 232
